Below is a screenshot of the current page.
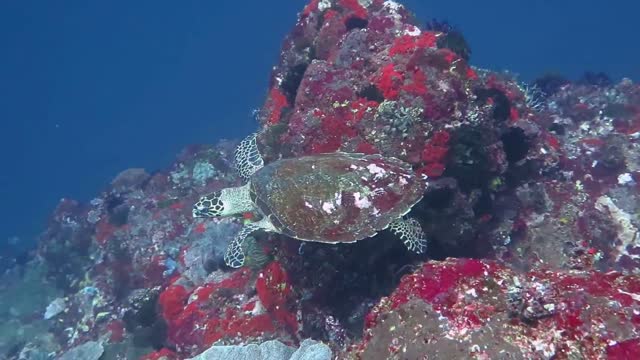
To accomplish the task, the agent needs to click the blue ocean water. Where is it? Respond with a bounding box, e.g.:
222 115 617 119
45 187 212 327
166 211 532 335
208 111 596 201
0 0 637 259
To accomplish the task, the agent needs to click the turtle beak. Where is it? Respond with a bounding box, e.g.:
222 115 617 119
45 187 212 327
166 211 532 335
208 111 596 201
192 204 207 218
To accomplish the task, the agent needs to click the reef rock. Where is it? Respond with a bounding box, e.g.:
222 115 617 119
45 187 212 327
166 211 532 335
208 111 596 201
344 258 640 359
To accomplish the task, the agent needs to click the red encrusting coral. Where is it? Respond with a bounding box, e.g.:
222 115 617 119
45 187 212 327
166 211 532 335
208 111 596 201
375 63 404 100
389 33 438 57
94 219 117 246
608 338 640 360
418 130 450 177
355 141 379 154
106 320 125 343
390 259 487 311
339 0 368 20
266 87 289 125
399 68 427 99
421 143 448 163
349 98 379 123
194 222 207 234
256 261 299 334
140 348 177 360
256 261 292 310
159 285 189 322
153 267 300 352
307 111 358 154
301 0 320 18
466 67 478 80
202 313 276 345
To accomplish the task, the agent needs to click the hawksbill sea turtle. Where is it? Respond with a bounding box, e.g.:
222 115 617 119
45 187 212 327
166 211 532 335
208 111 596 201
193 133 428 268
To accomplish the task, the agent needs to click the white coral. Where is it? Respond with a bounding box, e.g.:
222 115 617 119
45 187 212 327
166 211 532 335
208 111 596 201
44 297 66 320
595 195 640 261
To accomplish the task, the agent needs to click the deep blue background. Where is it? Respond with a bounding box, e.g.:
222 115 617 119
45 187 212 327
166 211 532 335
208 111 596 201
0 1 637 254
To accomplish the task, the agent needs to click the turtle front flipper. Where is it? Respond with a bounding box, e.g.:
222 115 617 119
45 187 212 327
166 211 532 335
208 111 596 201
235 133 264 180
224 217 276 268
389 217 428 254
224 222 261 268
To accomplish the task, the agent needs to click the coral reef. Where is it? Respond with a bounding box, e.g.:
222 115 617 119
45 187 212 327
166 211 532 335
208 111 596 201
2 0 640 359
346 259 640 359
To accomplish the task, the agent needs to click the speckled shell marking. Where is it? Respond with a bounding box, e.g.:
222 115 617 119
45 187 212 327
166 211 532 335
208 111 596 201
249 153 425 243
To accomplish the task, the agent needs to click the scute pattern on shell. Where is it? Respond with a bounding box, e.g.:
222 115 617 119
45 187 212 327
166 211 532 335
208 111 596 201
249 153 425 243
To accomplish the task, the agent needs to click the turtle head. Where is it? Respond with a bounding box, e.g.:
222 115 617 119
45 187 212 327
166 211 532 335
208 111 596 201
193 184 254 218
193 191 226 217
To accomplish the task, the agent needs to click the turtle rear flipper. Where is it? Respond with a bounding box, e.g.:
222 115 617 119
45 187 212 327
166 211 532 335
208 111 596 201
389 217 428 254
224 217 276 268
235 133 264 180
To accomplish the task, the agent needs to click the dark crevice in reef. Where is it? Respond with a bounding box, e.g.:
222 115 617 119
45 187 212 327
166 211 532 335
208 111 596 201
533 73 570 96
548 122 566 136
281 63 309 104
345 17 368 31
501 127 530 164
501 127 537 190
294 232 417 339
105 193 130 226
421 187 455 211
426 19 472 61
472 189 494 219
475 88 511 123
444 126 492 191
123 289 169 350
436 30 471 62
358 84 385 103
